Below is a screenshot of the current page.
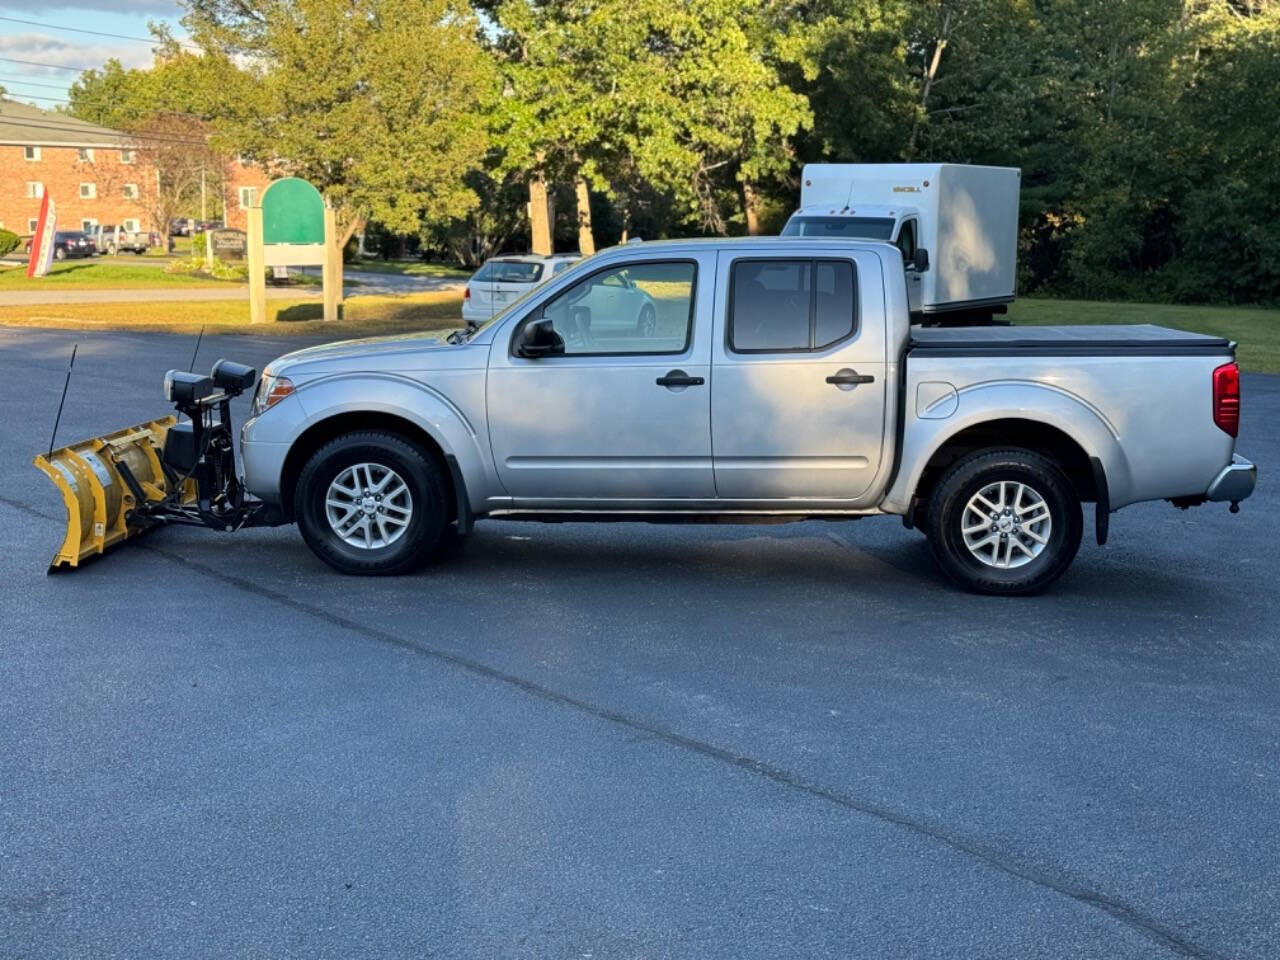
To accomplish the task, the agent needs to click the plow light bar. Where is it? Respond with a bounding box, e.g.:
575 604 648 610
164 370 214 405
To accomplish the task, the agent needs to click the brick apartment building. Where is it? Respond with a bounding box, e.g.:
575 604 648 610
0 99 269 239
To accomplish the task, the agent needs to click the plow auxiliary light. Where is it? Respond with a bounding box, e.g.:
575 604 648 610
211 359 257 394
164 370 214 405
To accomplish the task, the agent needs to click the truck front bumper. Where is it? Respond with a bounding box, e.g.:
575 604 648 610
1206 454 1257 503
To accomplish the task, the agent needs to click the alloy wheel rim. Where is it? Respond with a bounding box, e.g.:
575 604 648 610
961 480 1052 569
325 462 413 550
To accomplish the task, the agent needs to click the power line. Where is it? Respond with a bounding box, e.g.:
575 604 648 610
5 91 69 104
0 114 212 145
0 76 72 91
0 56 93 73
0 16 199 50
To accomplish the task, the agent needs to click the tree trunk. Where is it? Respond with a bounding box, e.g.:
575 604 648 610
529 171 553 255
742 178 762 235
574 173 595 255
906 10 951 161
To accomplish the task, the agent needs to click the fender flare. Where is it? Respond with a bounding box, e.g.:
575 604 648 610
280 372 500 513
882 379 1133 516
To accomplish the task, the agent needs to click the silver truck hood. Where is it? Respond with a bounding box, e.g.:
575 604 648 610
266 332 484 376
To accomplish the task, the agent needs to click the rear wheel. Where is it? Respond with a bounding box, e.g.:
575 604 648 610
295 431 448 575
54 247 66 260
925 448 1082 595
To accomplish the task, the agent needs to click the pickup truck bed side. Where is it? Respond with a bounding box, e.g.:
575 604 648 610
884 325 1237 513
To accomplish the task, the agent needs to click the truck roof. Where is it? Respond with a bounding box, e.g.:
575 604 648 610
594 236 900 257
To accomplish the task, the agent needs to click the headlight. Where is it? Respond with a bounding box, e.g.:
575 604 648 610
251 372 295 416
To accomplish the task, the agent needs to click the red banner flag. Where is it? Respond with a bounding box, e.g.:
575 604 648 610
26 190 57 278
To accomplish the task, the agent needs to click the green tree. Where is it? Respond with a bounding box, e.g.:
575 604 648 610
181 0 498 246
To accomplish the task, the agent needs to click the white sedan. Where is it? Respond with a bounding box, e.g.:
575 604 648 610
461 254 579 323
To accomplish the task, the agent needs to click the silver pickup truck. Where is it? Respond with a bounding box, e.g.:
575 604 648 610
236 237 1255 594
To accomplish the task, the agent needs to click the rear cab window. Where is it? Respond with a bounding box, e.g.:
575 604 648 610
729 259 857 353
474 260 544 284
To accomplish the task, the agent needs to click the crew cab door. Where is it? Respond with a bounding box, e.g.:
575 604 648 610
486 255 715 502
710 250 888 502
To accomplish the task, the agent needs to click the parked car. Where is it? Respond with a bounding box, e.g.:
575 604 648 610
24 231 96 260
228 237 1255 594
94 225 153 255
461 253 580 324
169 219 192 238
193 219 223 234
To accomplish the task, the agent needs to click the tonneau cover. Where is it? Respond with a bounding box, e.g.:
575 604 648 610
909 324 1233 356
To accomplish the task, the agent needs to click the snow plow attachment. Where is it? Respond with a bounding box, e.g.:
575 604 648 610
33 418 195 571
33 358 282 573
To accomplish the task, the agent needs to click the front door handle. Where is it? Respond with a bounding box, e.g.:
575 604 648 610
826 369 875 387
656 370 704 388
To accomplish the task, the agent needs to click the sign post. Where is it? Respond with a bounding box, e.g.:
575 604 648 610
322 206 341 325
246 205 266 325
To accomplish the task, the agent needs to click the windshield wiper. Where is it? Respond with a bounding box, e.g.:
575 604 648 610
446 320 479 344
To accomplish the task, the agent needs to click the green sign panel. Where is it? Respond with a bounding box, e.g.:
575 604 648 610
261 177 325 245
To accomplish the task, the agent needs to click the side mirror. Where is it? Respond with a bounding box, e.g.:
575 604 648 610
515 316 564 358
912 248 930 272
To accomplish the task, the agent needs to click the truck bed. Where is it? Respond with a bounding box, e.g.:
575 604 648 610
909 324 1233 357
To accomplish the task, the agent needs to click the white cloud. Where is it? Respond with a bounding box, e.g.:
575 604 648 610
4 0 180 13
0 32 155 76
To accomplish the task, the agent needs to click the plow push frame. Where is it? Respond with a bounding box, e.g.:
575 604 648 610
34 357 284 572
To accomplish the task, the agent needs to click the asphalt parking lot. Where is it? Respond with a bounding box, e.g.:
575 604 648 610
2 327 1277 960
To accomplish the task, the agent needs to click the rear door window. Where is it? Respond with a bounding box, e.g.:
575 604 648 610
729 259 857 353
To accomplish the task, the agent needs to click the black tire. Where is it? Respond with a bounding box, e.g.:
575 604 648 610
636 303 656 336
54 247 66 260
925 447 1083 596
295 431 449 575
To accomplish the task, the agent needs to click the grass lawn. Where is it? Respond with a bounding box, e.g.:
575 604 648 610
0 290 464 337
346 259 470 279
1008 298 1280 374
0 261 235 289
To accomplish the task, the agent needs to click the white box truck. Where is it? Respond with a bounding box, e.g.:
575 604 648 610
781 163 1020 324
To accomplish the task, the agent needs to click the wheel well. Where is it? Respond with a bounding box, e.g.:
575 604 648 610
910 419 1098 523
278 411 455 522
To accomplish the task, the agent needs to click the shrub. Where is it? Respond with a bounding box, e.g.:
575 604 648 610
0 228 18 258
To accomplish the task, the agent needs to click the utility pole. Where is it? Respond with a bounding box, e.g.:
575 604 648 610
201 166 213 270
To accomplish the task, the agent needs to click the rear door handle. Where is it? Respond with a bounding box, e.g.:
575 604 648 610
656 370 704 388
826 370 875 386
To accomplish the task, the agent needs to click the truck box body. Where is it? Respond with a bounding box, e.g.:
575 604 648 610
786 163 1020 317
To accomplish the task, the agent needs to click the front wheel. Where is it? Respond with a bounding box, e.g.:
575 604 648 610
925 448 1083 595
636 303 656 337
295 431 449 575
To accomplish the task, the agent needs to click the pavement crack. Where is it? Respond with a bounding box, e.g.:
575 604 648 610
1 496 1224 960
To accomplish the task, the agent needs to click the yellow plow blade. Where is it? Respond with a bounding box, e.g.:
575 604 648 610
33 417 195 571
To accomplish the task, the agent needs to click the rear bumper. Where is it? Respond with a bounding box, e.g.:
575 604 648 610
1206 454 1257 502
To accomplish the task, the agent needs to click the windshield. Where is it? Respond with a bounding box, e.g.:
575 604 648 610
473 260 544 283
781 216 897 241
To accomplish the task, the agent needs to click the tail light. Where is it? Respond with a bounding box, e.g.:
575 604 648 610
464 286 471 301
1212 362 1240 437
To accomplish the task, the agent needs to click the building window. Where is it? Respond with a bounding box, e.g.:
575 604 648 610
77 148 95 162
120 149 136 164
80 183 97 199
28 218 39 232
82 219 98 233
238 186 257 209
123 219 141 233
122 183 139 200
26 181 44 199
24 146 41 161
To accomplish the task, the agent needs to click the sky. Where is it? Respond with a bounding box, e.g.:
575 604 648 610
0 0 188 108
